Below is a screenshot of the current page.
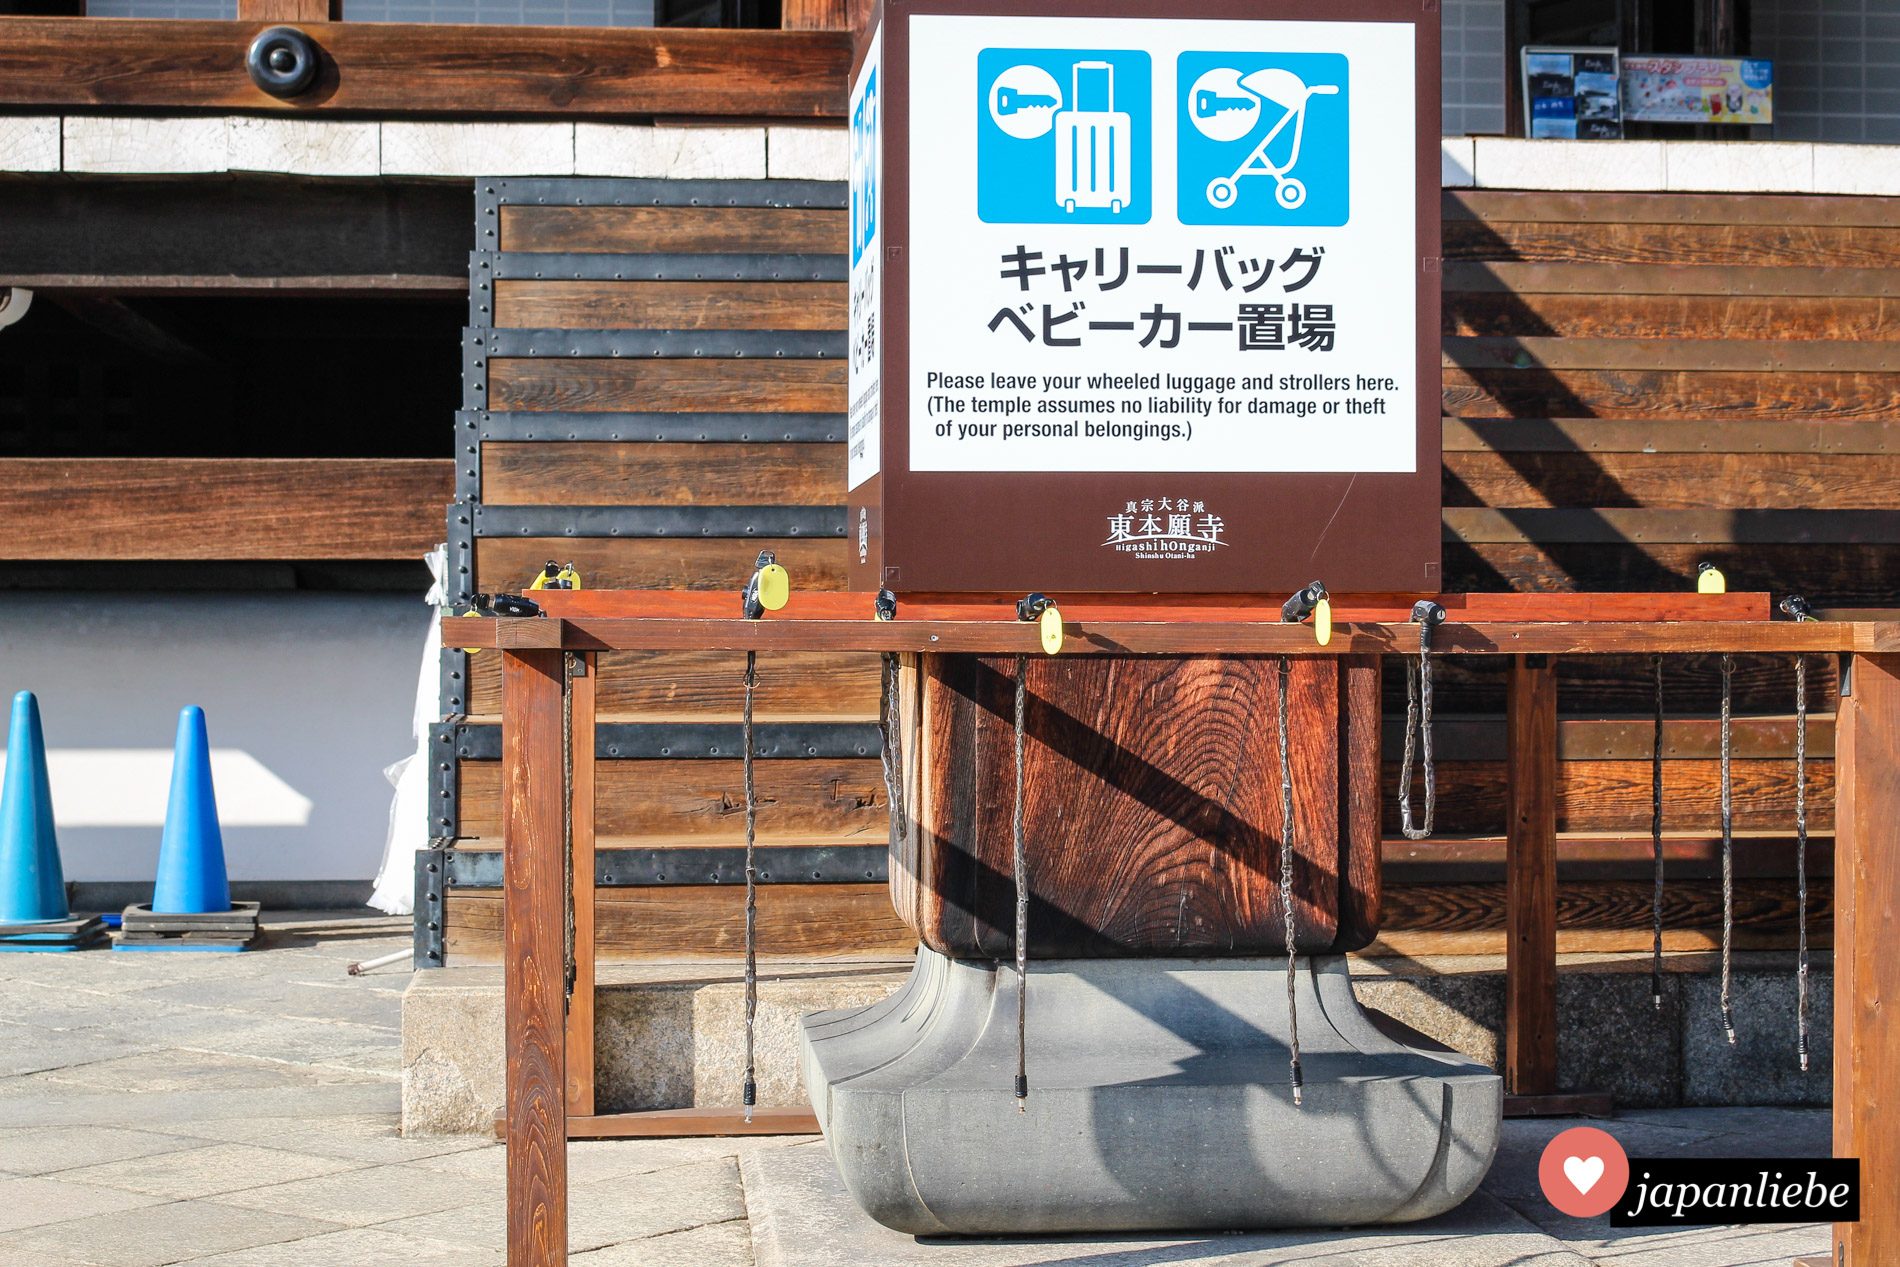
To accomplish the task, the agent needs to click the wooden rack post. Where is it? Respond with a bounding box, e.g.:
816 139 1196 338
1832 651 1900 1265
1505 654 1559 1102
502 648 568 1267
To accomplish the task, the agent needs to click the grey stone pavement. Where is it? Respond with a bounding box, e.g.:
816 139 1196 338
1 916 1835 1266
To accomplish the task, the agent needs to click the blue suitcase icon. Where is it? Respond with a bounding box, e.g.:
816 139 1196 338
1055 61 1132 213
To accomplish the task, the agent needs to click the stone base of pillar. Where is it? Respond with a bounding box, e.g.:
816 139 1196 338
801 949 1502 1236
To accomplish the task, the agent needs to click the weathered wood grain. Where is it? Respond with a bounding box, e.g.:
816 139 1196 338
1505 656 1557 1097
0 458 450 560
566 654 596 1118
1443 367 1900 420
500 650 566 1267
1384 653 1840 717
0 19 849 118
1381 877 1832 935
1444 190 1900 229
490 359 846 413
1331 654 1384 953
494 281 846 331
446 883 914 961
1443 451 1900 510
480 442 843 507
1444 542 1900 608
1380 757 1833 837
1445 219 1900 268
1831 652 1900 1263
477 537 851 594
459 757 886 842
1444 292 1900 341
499 206 845 255
469 648 879 720
911 654 1365 958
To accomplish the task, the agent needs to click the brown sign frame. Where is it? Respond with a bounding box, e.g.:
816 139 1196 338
848 0 1443 595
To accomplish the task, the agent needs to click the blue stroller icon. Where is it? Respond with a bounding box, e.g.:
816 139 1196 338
1205 68 1339 211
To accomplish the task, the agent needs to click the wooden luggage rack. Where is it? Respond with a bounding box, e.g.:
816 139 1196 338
454 590 1899 1267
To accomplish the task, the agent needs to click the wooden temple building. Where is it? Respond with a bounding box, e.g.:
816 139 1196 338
3 0 1900 1261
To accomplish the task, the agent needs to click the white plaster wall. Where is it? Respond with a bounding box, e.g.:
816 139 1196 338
0 593 430 882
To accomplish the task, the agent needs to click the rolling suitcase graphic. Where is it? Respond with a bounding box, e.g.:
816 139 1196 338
1055 60 1132 213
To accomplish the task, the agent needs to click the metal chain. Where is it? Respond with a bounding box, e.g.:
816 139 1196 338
563 651 576 1011
742 650 759 1119
1279 656 1304 1106
1795 654 1811 1073
1720 652 1736 1045
1651 653 1665 1009
878 653 905 852
1398 620 1436 839
1013 654 1030 1109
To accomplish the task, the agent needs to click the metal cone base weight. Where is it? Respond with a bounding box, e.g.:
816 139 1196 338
0 691 79 947
801 950 1501 1235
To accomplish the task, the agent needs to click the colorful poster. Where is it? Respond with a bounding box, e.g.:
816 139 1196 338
1522 47 1621 140
1622 56 1773 125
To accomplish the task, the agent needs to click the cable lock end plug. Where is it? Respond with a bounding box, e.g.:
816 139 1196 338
1281 581 1331 646
741 550 789 620
1016 593 1063 655
1780 594 1815 622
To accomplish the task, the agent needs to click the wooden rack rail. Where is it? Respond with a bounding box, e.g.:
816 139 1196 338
464 605 1898 1267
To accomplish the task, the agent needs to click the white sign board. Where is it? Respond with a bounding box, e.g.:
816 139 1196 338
904 15 1416 475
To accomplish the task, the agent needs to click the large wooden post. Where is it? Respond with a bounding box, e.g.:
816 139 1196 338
1832 651 1900 1265
1505 654 1558 1100
502 649 568 1267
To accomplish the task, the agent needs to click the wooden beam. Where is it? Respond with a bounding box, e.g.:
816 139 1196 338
0 19 848 118
502 649 567 1267
495 1107 822 1139
1832 651 1900 1266
564 654 596 1119
1505 654 1559 1098
0 458 452 561
445 616 1899 657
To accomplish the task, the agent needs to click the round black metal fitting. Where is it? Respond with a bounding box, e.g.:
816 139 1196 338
246 26 320 98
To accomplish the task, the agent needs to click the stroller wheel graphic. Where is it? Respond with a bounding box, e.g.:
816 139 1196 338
1206 177 1238 208
1276 178 1307 209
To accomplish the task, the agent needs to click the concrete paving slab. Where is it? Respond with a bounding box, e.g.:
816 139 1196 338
214 1160 485 1227
742 1142 1592 1267
0 1022 152 1078
174 1112 490 1163
0 1198 337 1267
57 1142 364 1200
183 1225 506 1267
0 1125 212 1176
573 1217 754 1266
0 1081 402 1130
132 976 406 1031
0 1174 167 1233
11 1047 384 1096
383 1157 750 1253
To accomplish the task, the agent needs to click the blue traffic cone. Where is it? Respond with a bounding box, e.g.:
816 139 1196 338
151 706 231 915
0 690 68 925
